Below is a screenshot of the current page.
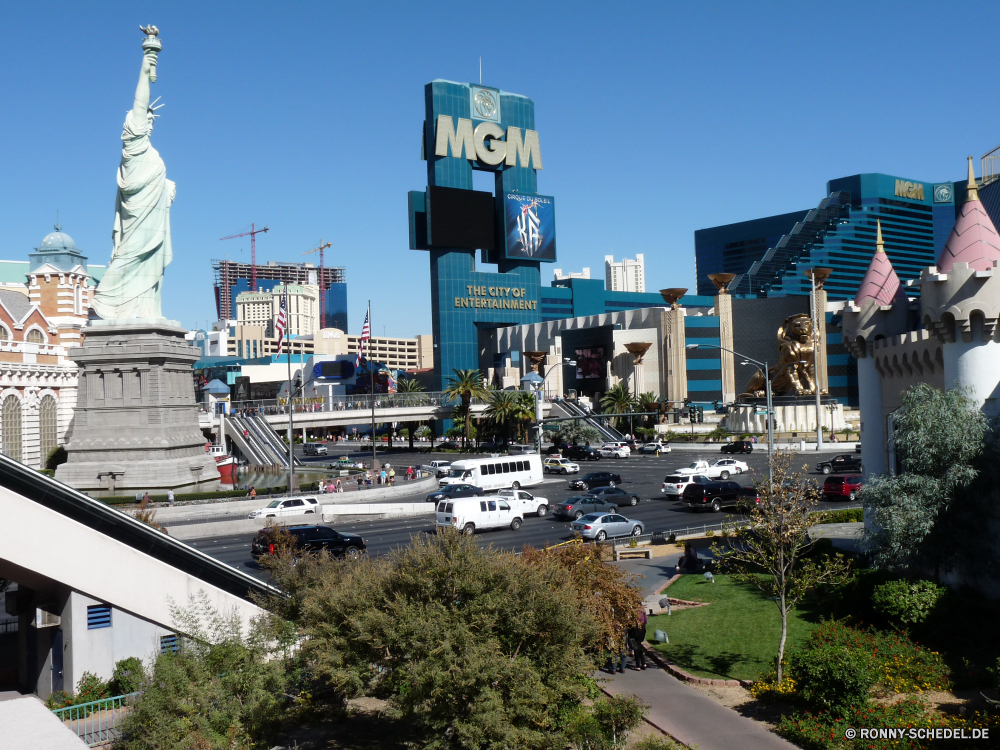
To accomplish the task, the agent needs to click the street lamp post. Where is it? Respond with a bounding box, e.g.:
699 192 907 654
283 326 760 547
687 343 773 491
522 358 576 455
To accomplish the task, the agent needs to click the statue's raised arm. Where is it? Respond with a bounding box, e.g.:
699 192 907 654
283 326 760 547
91 25 174 322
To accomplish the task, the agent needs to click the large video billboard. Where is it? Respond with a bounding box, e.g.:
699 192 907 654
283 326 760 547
504 193 556 262
574 348 605 379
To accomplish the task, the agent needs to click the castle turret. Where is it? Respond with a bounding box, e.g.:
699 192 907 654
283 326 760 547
920 156 1000 415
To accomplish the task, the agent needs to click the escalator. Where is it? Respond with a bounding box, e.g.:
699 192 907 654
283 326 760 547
225 415 299 467
553 400 626 443
249 413 303 466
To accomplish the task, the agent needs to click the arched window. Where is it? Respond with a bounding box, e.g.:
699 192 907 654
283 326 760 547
26 329 45 345
39 395 57 462
2 395 22 462
0 327 7 343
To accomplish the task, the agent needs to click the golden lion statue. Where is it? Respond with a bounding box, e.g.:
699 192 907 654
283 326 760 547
742 313 818 397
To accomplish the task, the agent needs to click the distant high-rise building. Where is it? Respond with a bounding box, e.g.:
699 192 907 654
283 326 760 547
553 267 591 281
605 254 645 293
213 259 347 332
235 284 319 338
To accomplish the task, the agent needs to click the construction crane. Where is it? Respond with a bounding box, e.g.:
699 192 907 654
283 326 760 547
220 223 269 293
303 239 332 329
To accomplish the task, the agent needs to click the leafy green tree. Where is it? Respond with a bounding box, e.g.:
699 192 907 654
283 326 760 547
513 390 537 443
484 389 520 445
396 377 426 450
444 369 488 447
266 531 631 749
600 383 636 432
553 422 602 447
860 384 993 578
638 392 660 429
711 453 851 682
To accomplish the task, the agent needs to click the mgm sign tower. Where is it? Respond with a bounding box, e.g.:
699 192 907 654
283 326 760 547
408 81 554 389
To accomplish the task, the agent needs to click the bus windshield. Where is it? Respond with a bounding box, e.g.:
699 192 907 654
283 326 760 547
448 469 472 478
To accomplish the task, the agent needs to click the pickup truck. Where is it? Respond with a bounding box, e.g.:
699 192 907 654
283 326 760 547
815 454 864 475
673 459 748 480
496 488 549 517
421 460 452 478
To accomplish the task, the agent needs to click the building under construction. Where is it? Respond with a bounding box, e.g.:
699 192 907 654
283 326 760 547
212 259 348 332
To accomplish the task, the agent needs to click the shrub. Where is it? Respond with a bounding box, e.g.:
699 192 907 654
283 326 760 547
565 695 647 750
793 640 878 712
632 738 684 750
816 508 863 524
872 579 946 625
74 671 110 704
45 445 67 471
45 690 74 709
110 656 146 695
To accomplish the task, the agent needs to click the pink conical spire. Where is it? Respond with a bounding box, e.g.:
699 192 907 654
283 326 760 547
854 220 904 306
936 157 1000 272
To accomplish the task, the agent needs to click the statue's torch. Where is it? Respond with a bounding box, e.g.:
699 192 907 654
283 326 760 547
140 25 161 82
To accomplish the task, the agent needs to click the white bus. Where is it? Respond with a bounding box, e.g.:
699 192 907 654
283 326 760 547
438 454 544 491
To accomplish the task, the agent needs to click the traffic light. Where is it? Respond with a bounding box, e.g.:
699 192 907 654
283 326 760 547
697 406 705 424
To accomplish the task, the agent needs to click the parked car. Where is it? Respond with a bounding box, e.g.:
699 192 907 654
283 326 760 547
681 480 743 512
823 475 863 501
639 442 671 454
563 445 602 461
599 444 630 459
435 496 523 534
568 471 622 491
570 512 644 541
247 496 320 520
720 440 753 454
553 495 620 520
420 460 452 478
815 454 864 475
736 485 762 511
544 457 580 474
425 483 484 503
661 474 711 497
496 488 550 517
251 524 365 561
586 486 641 506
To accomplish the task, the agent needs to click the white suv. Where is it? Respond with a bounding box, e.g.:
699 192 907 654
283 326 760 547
661 474 710 497
544 457 580 474
248 496 320 519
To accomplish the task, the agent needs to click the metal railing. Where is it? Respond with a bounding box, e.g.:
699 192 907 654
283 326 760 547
0 619 17 634
228 391 478 416
52 692 139 746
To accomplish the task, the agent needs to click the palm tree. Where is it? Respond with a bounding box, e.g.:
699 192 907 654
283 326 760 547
512 391 537 444
443 369 488 447
600 382 637 432
396 377 426 450
484 389 519 446
638 391 660 429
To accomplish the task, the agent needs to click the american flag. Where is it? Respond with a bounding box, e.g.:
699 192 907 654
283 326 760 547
355 306 371 367
275 291 287 353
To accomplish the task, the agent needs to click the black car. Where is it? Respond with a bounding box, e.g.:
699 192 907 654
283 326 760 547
437 441 461 451
552 495 621 520
568 471 622 491
816 454 863 475
426 483 484 503
681 480 742 512
586 486 640 507
251 525 366 561
735 485 762 512
720 440 753 454
562 445 602 461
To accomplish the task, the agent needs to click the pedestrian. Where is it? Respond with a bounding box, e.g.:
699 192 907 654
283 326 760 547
336 479 342 493
380 469 387 485
389 468 395 485
167 489 175 506
366 473 373 490
726 435 732 444
357 474 363 491
629 608 649 671
319 479 326 494
142 491 150 505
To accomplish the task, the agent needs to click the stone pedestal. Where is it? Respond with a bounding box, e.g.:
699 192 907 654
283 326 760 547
55 320 219 491
724 396 846 434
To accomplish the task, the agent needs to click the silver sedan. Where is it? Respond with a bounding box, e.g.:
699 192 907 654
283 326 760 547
570 512 644 542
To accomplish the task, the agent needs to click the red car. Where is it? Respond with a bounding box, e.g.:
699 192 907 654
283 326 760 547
822 475 862 501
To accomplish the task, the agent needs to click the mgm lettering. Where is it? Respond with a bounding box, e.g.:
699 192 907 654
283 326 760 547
455 285 538 310
895 180 925 200
435 115 543 169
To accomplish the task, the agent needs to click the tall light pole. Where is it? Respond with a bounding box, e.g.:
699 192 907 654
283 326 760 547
522 358 576 454
687 343 773 491
804 268 832 451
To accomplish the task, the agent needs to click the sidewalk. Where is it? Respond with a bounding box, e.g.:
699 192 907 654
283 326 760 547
602 666 797 750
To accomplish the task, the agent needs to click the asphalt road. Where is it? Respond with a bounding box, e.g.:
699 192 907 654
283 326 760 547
191 446 857 582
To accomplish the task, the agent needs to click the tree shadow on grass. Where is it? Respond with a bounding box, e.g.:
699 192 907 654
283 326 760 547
740 581 827 624
657 644 748 681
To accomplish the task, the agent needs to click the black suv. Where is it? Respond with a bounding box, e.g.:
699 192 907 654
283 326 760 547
251 525 366 561
568 471 622 491
815 454 863 475
682 480 742 512
426 483 484 503
586 486 640 507
562 445 602 461
720 440 753 454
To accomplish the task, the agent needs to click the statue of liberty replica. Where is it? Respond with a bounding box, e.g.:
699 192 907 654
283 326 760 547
57 27 220 493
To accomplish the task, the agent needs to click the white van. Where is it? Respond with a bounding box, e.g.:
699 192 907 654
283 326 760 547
438 454 543 491
436 496 524 535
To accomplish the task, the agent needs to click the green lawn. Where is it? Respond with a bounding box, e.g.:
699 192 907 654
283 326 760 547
647 574 823 682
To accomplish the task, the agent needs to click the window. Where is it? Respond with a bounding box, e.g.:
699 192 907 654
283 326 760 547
39 395 57 461
502 463 510 473
26 329 44 345
2 395 21 461
0 327 7 343
87 605 112 629
160 634 180 654
480 501 487 512
487 501 497 511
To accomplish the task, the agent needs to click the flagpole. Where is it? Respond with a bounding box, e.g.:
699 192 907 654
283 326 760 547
285 288 294 496
369 301 377 471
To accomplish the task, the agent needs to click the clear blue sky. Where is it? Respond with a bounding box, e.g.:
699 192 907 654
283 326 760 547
2 1 997 336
